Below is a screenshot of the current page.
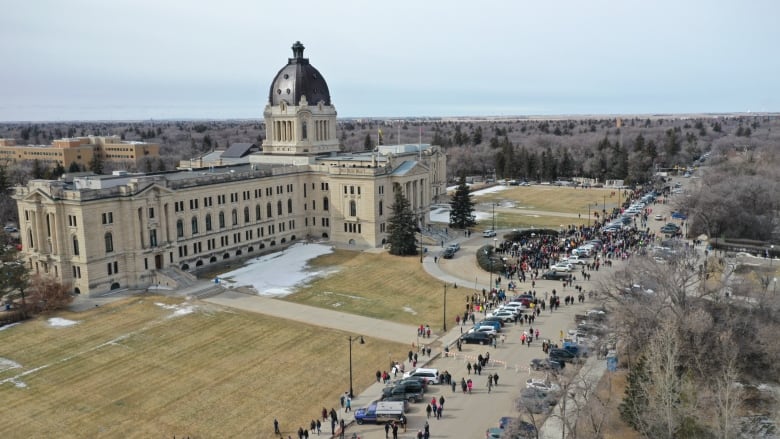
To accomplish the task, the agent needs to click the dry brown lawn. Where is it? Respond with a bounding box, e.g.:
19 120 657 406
475 185 624 215
285 251 459 329
0 296 403 438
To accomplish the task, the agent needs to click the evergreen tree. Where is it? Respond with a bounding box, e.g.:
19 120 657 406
619 356 650 432
449 174 476 229
31 159 45 179
387 187 418 256
0 235 31 318
0 166 8 191
363 133 374 151
68 162 81 173
89 151 104 174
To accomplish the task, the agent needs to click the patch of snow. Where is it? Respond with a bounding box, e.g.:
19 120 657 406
48 318 79 327
429 208 451 223
13 380 27 388
0 357 22 372
471 185 508 196
473 211 492 221
154 302 177 310
218 243 335 297
0 323 20 331
402 306 418 315
148 285 173 291
172 306 195 317
154 302 196 318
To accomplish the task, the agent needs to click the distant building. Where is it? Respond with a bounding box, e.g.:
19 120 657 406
13 41 446 296
0 135 160 170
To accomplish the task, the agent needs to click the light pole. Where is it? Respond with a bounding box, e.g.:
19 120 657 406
348 335 365 398
486 249 493 291
443 282 447 331
492 202 497 231
419 215 423 263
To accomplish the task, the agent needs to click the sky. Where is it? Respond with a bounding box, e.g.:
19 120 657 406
1 0 778 121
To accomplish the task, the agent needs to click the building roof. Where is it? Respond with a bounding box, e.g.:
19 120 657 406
222 142 257 158
268 41 331 107
390 160 418 176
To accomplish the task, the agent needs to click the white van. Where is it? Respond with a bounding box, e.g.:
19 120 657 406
403 367 440 384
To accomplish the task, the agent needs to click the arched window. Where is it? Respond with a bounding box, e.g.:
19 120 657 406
191 216 199 235
104 233 114 253
277 200 282 216
256 205 261 221
205 214 212 231
287 198 293 214
379 200 383 216
231 209 238 226
244 207 250 223
267 202 273 218
219 211 226 228
176 219 184 238
323 197 329 211
349 200 357 217
72 236 79 256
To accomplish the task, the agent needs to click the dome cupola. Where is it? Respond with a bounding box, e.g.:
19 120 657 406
268 41 331 107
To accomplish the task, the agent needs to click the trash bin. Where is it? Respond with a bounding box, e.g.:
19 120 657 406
606 353 618 372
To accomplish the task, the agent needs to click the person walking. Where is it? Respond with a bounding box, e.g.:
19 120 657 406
487 374 493 393
391 422 399 439
461 377 467 394
467 378 473 394
316 420 321 435
466 362 472 375
493 373 499 386
385 422 391 438
345 397 351 412
274 418 280 435
426 403 432 418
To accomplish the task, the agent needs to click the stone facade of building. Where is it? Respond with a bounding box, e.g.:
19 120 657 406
12 42 446 296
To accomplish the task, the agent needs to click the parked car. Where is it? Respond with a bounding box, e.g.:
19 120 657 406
549 348 582 364
541 270 572 281
460 332 493 345
3 226 17 233
486 311 515 322
482 229 497 237
381 381 424 403
480 317 505 328
526 378 560 392
529 358 564 371
469 325 498 336
550 263 573 272
671 211 687 220
654 214 663 221
403 367 440 385
565 255 588 265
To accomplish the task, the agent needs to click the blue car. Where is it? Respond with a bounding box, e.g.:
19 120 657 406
671 211 687 220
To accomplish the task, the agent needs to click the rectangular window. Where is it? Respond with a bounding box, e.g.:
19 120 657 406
144 258 148 270
113 261 118 274
102 212 113 224
149 208 155 219
107 262 113 275
150 229 158 247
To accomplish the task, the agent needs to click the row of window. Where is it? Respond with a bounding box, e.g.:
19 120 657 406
175 221 298 258
174 200 320 238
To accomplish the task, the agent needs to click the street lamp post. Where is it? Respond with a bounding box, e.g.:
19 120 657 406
419 215 423 263
443 282 447 331
491 202 497 231
486 249 493 291
348 335 364 398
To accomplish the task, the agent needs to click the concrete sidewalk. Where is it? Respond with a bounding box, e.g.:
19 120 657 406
204 289 418 345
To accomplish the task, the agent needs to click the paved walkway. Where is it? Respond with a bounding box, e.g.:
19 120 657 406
204 290 418 344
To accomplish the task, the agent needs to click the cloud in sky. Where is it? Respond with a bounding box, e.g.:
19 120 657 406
1 0 778 120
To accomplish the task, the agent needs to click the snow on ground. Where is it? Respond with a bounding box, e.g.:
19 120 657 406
0 323 20 331
154 302 197 318
0 357 22 372
429 206 492 223
217 243 335 297
471 185 508 196
48 318 79 327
